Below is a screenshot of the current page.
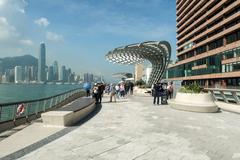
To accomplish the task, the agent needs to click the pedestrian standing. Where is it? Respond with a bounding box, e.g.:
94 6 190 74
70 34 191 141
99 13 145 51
93 84 99 104
98 83 105 104
167 81 174 99
129 82 134 95
119 83 125 98
109 84 116 102
153 83 161 105
115 84 120 99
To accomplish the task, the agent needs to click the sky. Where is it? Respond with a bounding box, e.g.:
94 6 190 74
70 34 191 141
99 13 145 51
0 0 176 82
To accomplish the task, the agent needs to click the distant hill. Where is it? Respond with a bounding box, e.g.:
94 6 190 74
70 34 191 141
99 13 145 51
0 55 38 73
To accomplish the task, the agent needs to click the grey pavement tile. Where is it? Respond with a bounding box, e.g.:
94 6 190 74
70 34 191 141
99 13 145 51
1 94 240 160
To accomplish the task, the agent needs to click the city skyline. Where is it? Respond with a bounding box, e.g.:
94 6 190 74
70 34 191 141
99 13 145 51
0 0 176 82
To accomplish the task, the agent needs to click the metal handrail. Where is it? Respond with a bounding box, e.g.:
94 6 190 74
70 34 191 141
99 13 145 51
205 88 240 105
0 88 84 123
0 88 82 107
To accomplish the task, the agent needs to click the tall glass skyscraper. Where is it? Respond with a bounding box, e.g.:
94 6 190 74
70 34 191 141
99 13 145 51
38 42 46 82
53 61 59 81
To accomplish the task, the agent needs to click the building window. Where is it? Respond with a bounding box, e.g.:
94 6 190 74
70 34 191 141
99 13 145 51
186 51 194 58
209 38 223 50
224 50 235 59
226 31 240 44
196 45 207 55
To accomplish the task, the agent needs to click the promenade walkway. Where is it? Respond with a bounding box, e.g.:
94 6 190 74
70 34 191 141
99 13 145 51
1 94 240 160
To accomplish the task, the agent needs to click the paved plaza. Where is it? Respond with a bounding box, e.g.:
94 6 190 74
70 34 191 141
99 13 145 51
1 94 240 160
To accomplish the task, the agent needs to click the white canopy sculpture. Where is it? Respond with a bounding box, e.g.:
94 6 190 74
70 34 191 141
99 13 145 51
105 41 171 85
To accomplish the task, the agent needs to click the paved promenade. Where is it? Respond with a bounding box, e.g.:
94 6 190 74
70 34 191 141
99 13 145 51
1 94 240 160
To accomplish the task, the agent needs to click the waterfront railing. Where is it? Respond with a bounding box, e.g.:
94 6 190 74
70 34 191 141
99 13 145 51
205 88 240 104
0 88 84 123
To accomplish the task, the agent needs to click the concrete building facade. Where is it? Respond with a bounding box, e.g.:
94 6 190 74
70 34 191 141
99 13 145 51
135 64 144 82
167 0 240 88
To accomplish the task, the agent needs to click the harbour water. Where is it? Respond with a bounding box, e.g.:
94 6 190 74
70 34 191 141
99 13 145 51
0 84 82 104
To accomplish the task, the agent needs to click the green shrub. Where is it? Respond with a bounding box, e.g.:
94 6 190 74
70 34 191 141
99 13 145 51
179 83 202 93
135 79 146 86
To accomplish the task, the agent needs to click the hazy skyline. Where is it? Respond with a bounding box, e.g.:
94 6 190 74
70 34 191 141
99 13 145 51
0 0 176 81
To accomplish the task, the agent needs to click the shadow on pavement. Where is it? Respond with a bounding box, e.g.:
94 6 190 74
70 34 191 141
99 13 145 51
1 104 102 160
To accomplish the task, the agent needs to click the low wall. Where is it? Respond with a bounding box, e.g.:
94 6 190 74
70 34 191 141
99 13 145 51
169 92 219 113
42 98 95 126
0 91 85 133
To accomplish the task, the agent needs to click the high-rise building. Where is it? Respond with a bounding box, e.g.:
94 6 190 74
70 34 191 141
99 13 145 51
38 42 46 82
134 64 144 82
84 73 93 83
29 66 36 81
53 61 58 81
15 66 23 83
24 66 31 83
59 65 66 82
47 66 54 82
166 0 240 88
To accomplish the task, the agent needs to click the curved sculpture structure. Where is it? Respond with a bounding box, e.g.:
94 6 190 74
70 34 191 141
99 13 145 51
105 41 171 85
112 73 133 79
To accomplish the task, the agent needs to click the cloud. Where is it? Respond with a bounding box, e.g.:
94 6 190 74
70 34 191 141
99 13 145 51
34 17 50 27
0 0 27 14
0 17 18 41
46 31 63 42
0 0 5 7
19 39 34 46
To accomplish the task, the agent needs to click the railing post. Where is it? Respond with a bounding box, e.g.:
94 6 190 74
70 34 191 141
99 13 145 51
54 97 58 106
35 101 39 116
50 97 54 109
43 100 47 112
13 105 17 125
231 91 240 104
220 91 229 103
0 105 2 122
209 90 217 101
64 93 67 101
25 103 29 120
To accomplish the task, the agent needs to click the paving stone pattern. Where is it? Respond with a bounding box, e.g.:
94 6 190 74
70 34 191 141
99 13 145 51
16 95 240 160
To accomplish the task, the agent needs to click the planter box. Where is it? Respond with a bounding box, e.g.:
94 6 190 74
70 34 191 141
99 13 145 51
169 92 218 113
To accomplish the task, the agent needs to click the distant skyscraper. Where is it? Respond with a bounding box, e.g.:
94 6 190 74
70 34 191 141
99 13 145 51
29 66 36 81
15 66 23 83
59 65 66 82
24 66 31 83
84 73 94 83
38 42 46 82
53 61 58 81
47 66 54 82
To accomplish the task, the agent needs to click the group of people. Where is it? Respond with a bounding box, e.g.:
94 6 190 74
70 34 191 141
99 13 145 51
152 81 174 105
85 81 173 105
108 82 134 102
91 83 105 104
85 82 134 104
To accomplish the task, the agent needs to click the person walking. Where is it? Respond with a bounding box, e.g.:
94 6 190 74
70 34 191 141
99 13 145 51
93 84 99 104
109 84 116 102
115 84 120 99
119 83 125 98
167 81 174 99
129 82 134 95
153 83 161 105
98 83 105 104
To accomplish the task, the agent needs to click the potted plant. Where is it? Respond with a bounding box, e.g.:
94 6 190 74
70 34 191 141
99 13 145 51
169 83 218 113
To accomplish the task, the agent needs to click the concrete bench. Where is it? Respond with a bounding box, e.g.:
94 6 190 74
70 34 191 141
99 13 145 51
41 97 95 126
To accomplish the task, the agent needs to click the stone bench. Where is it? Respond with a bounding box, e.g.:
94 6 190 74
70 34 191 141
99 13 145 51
41 97 95 126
